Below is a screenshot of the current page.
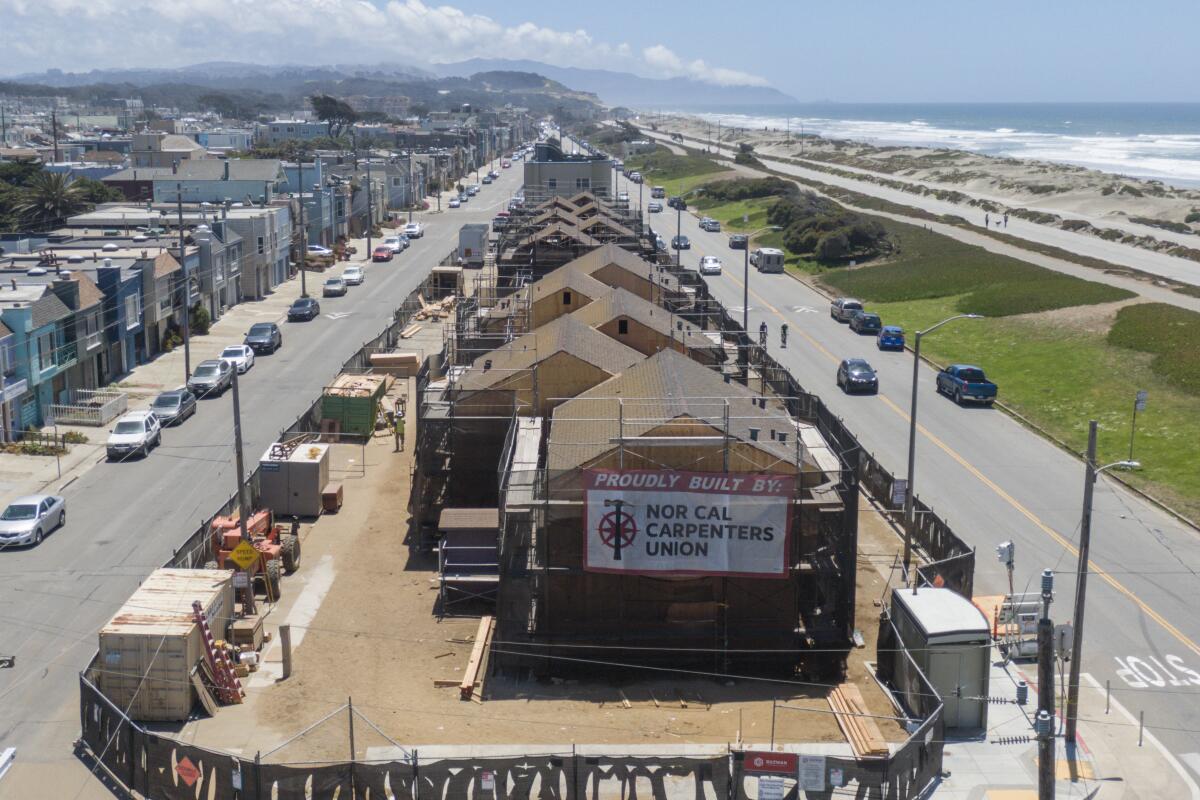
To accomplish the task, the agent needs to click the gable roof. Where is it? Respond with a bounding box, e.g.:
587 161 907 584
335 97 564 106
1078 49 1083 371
528 266 609 305
513 221 601 250
548 349 802 473
457 315 642 392
152 252 181 279
570 287 710 343
0 320 11 338
73 273 105 310
558 243 680 294
30 290 72 329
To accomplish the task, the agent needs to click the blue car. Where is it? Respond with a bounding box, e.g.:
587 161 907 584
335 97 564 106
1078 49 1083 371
877 325 906 351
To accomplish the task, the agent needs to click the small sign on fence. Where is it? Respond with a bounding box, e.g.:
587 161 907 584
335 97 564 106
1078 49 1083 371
757 776 784 800
798 755 826 791
481 770 495 791
891 478 908 508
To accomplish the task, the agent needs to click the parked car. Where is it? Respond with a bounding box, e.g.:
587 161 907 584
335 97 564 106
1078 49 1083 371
218 344 254 374
830 297 864 322
187 359 234 397
106 410 162 459
448 198 461 208
618 191 630 203
502 160 511 168
467 185 480 196
848 311 883 335
382 236 406 253
647 201 663 213
699 256 723 275
877 325 906 351
403 222 424 238
457 193 469 203
287 297 321 321
836 359 879 394
244 322 282 354
151 388 197 426
481 175 493 184
728 233 749 249
323 277 348 297
671 235 691 250
488 170 499 179
699 218 721 232
936 364 998 406
306 244 333 257
372 246 394 262
0 494 66 546
342 266 364 286
651 186 666 199
628 171 643 184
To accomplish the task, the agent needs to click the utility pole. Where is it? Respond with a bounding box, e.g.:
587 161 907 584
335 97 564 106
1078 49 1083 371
365 152 374 256
231 367 254 614
1065 422 1097 745
51 109 59 163
407 150 414 224
297 156 308 298
1037 568 1056 800
176 182 192 381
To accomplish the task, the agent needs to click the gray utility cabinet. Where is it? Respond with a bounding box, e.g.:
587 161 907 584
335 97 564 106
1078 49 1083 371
889 586 991 730
259 442 331 518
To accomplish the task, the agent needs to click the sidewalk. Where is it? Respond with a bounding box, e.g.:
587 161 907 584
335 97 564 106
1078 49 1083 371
0 238 377 507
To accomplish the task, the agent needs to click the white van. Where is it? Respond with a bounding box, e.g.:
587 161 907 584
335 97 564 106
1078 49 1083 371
752 247 786 273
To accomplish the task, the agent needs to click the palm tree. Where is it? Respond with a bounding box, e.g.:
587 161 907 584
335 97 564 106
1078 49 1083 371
13 171 88 230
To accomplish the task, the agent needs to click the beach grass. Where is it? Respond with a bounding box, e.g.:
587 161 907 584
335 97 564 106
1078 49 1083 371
819 219 1134 316
868 295 1200 518
625 148 726 197
1108 303 1200 395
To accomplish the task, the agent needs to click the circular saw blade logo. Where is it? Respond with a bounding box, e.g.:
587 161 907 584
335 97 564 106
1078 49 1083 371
597 509 638 561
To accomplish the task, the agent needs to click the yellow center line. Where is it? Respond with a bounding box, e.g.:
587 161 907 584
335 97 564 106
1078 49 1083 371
721 267 1200 659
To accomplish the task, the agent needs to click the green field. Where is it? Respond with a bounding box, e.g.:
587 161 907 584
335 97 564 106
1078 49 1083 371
624 148 728 197
866 295 1200 518
1109 303 1200 394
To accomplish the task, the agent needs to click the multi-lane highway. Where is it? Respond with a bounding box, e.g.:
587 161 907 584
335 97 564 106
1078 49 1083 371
612 165 1200 772
0 163 525 795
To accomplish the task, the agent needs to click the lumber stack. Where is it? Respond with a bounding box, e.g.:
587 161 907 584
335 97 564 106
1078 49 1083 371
414 293 459 321
460 615 495 701
828 683 889 758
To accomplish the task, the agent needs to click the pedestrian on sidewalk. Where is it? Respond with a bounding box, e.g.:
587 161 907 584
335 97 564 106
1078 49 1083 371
780 323 788 349
393 413 406 452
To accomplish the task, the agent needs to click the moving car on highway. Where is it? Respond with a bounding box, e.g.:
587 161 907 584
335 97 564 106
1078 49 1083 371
106 410 162 459
728 233 748 250
836 358 879 394
877 326 906 351
0 494 66 547
848 311 883 335
287 297 321 321
403 222 424 239
323 277 348 297
671 235 691 250
751 247 785 273
244 322 282 354
830 297 864 322
187 359 234 397
342 266 364 286
699 217 721 232
651 186 666 198
699 255 723 275
220 344 255 373
936 364 998 406
647 201 663 213
150 388 197 426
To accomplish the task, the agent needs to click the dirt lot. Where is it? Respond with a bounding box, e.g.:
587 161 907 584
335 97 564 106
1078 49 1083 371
177 423 913 761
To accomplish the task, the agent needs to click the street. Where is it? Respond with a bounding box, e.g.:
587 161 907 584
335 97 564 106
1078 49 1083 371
616 166 1200 774
0 162 524 794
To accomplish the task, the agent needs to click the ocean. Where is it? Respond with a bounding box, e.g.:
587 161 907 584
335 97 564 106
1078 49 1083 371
662 103 1200 186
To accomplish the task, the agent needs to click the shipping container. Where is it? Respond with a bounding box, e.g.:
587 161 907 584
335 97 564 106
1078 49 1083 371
259 441 332 518
320 374 390 437
97 569 234 722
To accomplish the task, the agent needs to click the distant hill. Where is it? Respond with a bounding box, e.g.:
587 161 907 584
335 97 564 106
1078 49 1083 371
434 59 797 108
7 62 434 90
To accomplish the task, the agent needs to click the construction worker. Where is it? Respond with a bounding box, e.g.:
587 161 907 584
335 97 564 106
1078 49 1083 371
393 413 406 452
780 323 788 349
758 321 768 348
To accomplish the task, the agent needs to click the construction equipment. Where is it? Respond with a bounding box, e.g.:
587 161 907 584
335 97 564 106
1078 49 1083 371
207 508 301 599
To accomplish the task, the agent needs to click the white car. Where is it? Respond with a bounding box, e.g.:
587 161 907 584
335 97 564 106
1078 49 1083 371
448 198 461 208
382 236 405 253
403 222 424 239
699 256 723 275
306 244 333 256
106 410 162 460
220 344 255 373
342 266 364 285
0 494 66 547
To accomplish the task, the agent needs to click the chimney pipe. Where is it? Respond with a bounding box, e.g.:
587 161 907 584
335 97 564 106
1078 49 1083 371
223 160 230 181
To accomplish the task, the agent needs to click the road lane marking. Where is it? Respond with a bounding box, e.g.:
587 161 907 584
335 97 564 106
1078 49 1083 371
722 267 1200 660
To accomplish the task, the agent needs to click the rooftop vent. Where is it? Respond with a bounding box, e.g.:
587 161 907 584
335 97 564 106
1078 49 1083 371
102 243 119 252
67 255 84 264
26 267 47 276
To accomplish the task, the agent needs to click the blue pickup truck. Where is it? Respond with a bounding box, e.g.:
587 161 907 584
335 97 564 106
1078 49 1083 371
936 364 998 406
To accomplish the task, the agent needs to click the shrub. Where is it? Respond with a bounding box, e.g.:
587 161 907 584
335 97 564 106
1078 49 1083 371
1108 303 1200 395
815 231 850 262
960 276 1130 317
734 151 763 168
189 303 211 335
1061 219 1091 232
1185 211 1200 224
697 177 792 202
62 431 89 444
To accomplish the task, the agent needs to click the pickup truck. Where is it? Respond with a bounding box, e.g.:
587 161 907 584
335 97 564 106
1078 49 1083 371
936 364 998 406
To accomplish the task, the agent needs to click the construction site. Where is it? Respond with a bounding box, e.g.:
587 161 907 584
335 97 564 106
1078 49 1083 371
77 193 967 800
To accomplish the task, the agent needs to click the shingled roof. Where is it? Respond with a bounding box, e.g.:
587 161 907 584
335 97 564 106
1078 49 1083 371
570 287 714 345
548 349 804 473
557 243 680 294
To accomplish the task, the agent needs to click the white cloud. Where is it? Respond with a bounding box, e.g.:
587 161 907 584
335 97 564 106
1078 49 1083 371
0 0 769 88
642 44 769 87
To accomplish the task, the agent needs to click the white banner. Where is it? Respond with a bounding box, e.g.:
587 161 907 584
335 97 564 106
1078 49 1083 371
583 470 793 578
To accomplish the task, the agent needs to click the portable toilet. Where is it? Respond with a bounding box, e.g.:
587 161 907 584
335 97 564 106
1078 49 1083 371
888 587 991 730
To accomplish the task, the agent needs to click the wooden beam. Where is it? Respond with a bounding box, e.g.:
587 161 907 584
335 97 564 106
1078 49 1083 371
460 615 494 700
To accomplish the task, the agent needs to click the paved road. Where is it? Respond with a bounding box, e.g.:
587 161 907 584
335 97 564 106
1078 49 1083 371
619 166 1200 774
641 126 1200 288
0 164 524 793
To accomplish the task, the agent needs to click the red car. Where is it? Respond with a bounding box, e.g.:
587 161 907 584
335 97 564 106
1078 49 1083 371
372 246 393 262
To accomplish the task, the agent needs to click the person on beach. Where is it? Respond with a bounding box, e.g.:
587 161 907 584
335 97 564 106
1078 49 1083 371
1003 213 1009 228
985 213 990 227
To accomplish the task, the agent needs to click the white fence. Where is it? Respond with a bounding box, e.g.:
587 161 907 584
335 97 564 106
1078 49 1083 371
47 389 128 427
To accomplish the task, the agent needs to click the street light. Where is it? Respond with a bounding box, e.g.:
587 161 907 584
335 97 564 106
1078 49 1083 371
741 226 783 332
1065 420 1139 744
902 314 984 570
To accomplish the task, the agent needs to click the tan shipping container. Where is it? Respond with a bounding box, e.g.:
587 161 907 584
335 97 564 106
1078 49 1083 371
97 569 234 722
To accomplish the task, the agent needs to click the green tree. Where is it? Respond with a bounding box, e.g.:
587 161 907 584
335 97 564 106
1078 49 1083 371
0 160 42 188
815 231 850 263
12 171 88 230
72 177 123 205
309 94 359 138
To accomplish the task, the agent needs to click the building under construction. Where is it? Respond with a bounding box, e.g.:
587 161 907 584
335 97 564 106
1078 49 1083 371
413 241 857 677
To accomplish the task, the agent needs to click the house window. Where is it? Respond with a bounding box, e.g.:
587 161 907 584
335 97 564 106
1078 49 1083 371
125 293 141 329
1 338 15 376
562 291 572 306
618 319 629 335
257 236 265 255
38 332 55 371
575 177 590 190
84 312 102 349
547 178 557 190
392 177 402 187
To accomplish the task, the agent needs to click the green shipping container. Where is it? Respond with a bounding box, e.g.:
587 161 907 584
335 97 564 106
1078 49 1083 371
321 374 389 436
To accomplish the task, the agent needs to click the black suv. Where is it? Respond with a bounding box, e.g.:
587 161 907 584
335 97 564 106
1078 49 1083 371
667 196 686 210
728 234 749 250
849 311 883 335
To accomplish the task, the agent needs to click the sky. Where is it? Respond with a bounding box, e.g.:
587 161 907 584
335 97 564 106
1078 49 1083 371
1 0 1198 102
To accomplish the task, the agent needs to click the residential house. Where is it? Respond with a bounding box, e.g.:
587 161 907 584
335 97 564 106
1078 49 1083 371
131 131 209 168
0 280 77 429
523 139 612 202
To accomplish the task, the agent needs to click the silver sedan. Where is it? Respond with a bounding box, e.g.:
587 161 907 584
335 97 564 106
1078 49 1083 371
0 494 66 547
